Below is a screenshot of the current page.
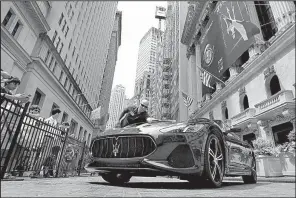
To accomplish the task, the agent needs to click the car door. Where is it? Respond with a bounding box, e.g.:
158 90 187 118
224 132 248 172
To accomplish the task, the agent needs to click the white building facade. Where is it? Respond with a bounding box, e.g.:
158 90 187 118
181 1 295 149
1 1 118 145
106 84 126 129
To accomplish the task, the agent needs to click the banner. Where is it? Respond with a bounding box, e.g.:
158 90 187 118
200 1 260 96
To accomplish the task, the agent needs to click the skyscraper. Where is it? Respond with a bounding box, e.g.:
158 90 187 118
1 1 119 145
134 27 162 114
106 84 126 129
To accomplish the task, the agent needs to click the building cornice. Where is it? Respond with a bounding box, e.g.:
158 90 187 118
193 23 295 118
1 25 32 67
30 57 95 128
181 1 211 45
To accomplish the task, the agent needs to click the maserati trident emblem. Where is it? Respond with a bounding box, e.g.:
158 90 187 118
112 137 120 157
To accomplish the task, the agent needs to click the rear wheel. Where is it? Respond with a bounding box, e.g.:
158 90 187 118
203 133 225 188
242 156 257 184
101 173 132 185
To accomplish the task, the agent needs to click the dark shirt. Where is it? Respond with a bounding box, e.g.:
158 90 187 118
118 105 149 127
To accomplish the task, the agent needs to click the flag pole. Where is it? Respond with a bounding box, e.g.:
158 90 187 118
197 65 226 85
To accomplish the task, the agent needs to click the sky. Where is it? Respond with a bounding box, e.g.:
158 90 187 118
112 1 167 99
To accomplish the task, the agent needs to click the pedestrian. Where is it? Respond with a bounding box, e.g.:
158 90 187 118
44 108 61 127
1 76 31 104
117 99 150 128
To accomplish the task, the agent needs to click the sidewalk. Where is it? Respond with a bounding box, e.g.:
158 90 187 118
223 176 295 183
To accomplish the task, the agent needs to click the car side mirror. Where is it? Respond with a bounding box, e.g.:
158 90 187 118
225 127 241 134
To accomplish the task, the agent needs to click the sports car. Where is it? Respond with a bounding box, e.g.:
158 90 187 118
85 118 257 188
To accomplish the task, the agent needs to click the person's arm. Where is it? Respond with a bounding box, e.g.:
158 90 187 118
1 93 30 103
118 108 130 121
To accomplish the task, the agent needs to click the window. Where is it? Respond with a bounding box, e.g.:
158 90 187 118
68 83 72 92
11 21 21 37
32 90 42 106
224 108 229 120
72 47 76 57
65 27 69 37
44 50 50 63
70 11 74 21
2 10 13 27
59 70 64 81
272 122 294 145
78 126 83 139
243 95 249 110
49 57 54 68
52 31 57 43
72 88 75 96
52 62 57 73
61 112 68 123
64 77 68 87
255 1 277 41
75 54 79 63
270 75 281 95
62 20 66 31
59 43 64 54
64 54 67 64
58 13 64 25
68 39 72 49
50 103 59 116
56 37 61 48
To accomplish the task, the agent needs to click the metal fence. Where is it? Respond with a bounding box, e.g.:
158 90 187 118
0 99 89 179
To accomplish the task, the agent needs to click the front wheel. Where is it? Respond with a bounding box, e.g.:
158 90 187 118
242 156 257 184
203 133 225 188
101 173 132 185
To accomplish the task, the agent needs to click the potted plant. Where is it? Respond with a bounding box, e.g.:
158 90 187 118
278 130 295 176
252 138 283 177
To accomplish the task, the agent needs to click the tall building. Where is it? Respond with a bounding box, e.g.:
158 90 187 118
134 27 162 107
106 84 126 129
181 1 295 149
1 1 119 145
95 11 122 133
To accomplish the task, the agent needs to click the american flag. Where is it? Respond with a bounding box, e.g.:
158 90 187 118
182 92 193 107
200 70 214 89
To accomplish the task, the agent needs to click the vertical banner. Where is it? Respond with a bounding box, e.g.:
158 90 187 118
200 1 260 96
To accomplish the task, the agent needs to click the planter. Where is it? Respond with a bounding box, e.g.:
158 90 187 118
256 155 283 177
279 151 295 176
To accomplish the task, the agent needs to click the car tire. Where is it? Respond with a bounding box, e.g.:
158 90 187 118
203 133 225 188
242 156 257 184
101 173 132 185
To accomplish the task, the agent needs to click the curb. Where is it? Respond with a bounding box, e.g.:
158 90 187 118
1 178 24 181
223 177 295 183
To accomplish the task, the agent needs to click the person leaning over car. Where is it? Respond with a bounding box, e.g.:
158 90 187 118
117 99 150 128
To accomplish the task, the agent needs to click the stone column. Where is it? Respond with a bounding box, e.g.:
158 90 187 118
187 47 197 114
195 43 203 106
269 1 295 31
257 120 275 145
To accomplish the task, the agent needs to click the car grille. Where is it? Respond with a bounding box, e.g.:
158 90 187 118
91 135 156 158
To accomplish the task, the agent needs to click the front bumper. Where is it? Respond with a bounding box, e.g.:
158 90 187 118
84 158 202 176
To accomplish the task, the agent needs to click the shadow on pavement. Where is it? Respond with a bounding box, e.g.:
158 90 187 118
89 181 268 190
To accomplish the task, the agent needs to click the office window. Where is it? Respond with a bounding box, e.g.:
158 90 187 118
64 54 67 64
68 83 72 92
72 47 76 57
70 11 74 21
52 62 57 73
11 21 22 37
52 31 57 43
58 13 64 25
59 70 64 81
56 37 61 48
68 39 72 49
2 9 13 27
59 43 64 54
65 27 69 37
64 77 68 87
49 57 54 68
44 50 50 63
75 54 79 63
62 20 66 32
32 90 42 106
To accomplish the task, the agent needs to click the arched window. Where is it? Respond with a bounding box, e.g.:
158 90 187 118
224 107 229 119
243 95 249 110
270 75 281 95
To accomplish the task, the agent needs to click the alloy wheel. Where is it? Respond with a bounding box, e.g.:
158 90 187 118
207 136 224 183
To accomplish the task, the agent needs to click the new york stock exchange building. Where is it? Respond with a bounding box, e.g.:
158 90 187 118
180 1 295 176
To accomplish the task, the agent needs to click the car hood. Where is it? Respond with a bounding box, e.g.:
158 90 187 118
98 122 184 139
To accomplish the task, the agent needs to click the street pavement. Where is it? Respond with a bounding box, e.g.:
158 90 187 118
1 176 295 197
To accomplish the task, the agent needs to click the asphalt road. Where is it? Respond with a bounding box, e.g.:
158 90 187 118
1 176 295 197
